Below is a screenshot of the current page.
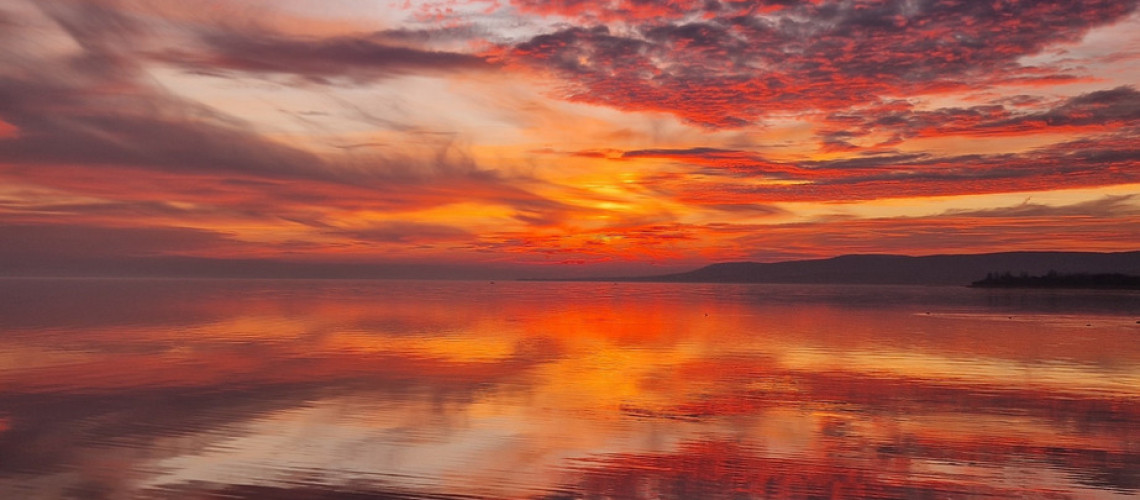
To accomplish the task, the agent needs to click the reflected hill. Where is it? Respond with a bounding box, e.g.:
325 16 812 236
607 251 1140 286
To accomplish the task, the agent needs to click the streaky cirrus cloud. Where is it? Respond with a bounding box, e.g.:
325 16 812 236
621 129 1140 203
940 194 1140 219
0 0 576 237
159 26 494 84
0 2 492 184
726 196 1140 261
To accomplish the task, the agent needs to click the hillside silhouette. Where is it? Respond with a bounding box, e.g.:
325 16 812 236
612 251 1140 285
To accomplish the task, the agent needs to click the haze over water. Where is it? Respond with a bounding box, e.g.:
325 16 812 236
0 278 1137 499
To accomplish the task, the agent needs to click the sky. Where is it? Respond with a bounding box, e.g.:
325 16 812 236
0 0 1138 278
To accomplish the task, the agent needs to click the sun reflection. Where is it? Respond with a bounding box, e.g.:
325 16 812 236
1 280 1137 498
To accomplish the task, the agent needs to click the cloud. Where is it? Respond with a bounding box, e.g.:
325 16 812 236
0 8 497 186
820 86 1140 144
0 0 577 235
621 133 1140 202
512 0 711 23
618 147 803 179
942 194 1140 218
2 0 1136 272
621 147 750 159
0 84 332 181
0 2 331 181
0 65 558 216
702 203 790 215
0 223 243 262
162 28 494 84
724 201 1140 261
330 221 474 244
501 0 1138 127
0 221 554 278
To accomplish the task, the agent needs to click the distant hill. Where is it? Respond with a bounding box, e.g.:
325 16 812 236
612 251 1140 285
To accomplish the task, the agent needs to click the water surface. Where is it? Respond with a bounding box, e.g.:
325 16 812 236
1 279 1137 499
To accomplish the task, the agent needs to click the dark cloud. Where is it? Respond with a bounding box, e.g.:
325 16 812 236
702 203 789 215
621 147 746 159
0 224 241 262
331 221 474 244
1005 86 1140 131
0 223 532 278
622 133 1140 202
618 148 801 179
0 2 337 182
526 147 625 159
34 0 145 75
512 0 805 23
504 0 1138 127
794 140 1139 198
821 86 1140 143
1 198 176 215
373 24 489 45
0 199 220 224
0 81 333 181
729 212 1140 261
162 29 493 84
0 29 491 186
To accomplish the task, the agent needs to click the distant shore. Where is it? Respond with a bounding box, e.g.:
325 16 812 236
969 272 1140 290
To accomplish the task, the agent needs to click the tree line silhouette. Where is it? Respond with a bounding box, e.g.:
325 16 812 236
971 270 1140 289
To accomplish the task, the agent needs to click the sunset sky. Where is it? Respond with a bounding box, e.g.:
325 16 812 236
1 0 1138 278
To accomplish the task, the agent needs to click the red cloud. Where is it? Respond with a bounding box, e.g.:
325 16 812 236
512 0 806 23
625 131 1140 203
820 86 1140 146
500 0 1138 127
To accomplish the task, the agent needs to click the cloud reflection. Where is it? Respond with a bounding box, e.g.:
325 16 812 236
1 280 1137 497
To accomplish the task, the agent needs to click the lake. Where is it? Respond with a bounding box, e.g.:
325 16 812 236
0 279 1137 499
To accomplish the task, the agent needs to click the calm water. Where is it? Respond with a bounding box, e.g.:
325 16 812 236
0 279 1137 499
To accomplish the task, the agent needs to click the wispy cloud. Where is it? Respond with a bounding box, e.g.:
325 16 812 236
622 133 1140 202
161 27 493 84
0 0 574 239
